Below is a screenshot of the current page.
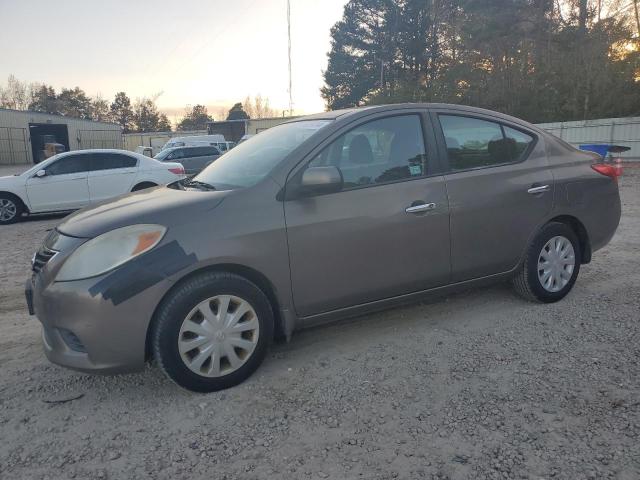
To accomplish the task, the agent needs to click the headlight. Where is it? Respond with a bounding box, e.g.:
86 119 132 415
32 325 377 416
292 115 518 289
56 224 166 281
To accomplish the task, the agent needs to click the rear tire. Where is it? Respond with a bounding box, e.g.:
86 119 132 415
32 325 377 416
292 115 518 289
152 271 274 392
513 222 581 303
132 182 157 192
0 194 23 225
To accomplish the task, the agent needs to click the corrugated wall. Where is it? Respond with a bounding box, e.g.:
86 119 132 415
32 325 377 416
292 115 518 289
536 117 640 160
0 109 121 165
247 117 300 134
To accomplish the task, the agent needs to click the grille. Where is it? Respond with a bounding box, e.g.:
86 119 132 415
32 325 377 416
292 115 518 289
32 246 58 273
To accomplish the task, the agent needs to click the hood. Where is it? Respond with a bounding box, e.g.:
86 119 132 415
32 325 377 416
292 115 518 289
57 186 228 238
0 174 21 183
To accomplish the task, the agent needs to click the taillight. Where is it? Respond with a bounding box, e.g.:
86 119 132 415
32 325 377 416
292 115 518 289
169 166 185 175
591 163 621 180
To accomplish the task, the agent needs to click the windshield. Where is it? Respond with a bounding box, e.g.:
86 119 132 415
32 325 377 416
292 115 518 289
19 153 63 176
193 120 331 189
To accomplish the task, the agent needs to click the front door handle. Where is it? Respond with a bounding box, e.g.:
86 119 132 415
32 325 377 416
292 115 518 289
527 185 550 194
405 202 436 214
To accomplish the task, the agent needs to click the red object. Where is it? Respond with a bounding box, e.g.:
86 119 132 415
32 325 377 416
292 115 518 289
613 157 624 177
169 166 185 175
591 163 621 180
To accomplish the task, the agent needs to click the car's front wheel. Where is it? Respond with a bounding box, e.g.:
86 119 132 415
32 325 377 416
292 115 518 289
0 194 23 225
152 271 274 392
513 222 581 303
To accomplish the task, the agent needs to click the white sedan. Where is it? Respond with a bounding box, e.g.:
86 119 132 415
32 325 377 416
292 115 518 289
0 149 186 225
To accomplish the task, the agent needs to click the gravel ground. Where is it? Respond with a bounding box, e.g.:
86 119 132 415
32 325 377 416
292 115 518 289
0 165 639 480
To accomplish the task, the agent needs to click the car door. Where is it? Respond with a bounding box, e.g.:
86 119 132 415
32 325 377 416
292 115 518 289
25 153 91 212
183 147 206 174
199 146 221 171
431 110 553 282
284 111 451 317
88 152 139 203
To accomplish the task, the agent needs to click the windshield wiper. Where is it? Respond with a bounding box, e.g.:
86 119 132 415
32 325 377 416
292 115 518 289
185 180 216 191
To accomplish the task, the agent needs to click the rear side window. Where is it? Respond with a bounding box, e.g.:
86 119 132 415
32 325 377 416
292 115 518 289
439 115 534 171
504 126 534 161
309 114 427 189
46 154 91 175
188 146 219 156
91 153 137 171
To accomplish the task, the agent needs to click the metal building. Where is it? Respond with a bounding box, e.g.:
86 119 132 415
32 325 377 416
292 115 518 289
123 130 207 155
0 108 122 166
536 116 640 161
207 117 300 142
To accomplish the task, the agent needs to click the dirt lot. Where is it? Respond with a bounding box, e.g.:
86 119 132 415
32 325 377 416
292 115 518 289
0 165 638 480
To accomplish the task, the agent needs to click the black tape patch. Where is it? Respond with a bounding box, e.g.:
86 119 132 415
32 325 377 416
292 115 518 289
88 240 197 305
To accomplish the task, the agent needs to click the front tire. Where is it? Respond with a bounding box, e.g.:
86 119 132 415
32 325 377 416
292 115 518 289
152 272 274 392
513 222 581 303
0 194 23 225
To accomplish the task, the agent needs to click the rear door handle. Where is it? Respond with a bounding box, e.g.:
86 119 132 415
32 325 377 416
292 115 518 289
527 185 550 194
405 202 436 214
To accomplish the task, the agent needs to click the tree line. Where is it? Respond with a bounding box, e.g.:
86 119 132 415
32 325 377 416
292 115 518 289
0 76 172 133
322 0 640 123
0 75 280 133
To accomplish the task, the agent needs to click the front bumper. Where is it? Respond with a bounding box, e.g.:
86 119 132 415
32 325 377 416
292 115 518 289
26 271 173 374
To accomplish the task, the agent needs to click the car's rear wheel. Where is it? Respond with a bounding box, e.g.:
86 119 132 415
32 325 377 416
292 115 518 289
513 222 581 303
152 271 273 392
132 182 157 192
0 195 23 225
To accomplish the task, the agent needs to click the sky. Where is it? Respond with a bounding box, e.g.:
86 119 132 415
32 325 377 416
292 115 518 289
0 0 349 120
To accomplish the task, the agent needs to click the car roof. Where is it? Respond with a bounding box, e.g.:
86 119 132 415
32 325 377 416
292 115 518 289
59 149 139 155
286 103 542 132
52 149 150 162
165 145 217 151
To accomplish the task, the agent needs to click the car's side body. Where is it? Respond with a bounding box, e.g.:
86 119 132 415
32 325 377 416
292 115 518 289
28 104 621 375
0 149 185 216
155 146 221 175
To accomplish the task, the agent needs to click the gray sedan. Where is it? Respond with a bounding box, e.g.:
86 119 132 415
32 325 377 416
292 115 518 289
26 104 621 392
154 145 221 175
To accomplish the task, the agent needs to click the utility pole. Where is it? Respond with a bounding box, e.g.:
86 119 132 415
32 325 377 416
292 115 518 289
287 0 293 116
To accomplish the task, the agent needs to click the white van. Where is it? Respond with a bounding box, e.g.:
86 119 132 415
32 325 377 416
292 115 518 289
161 135 226 151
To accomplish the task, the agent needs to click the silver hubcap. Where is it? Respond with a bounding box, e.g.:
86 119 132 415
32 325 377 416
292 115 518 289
178 295 259 377
538 235 575 292
0 199 17 222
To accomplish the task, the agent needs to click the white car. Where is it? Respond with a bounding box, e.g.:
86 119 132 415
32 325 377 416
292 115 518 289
0 149 186 225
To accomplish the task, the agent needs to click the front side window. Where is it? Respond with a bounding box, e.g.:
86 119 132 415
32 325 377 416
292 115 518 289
46 154 91 176
168 149 185 160
309 115 427 189
194 120 331 189
439 115 534 171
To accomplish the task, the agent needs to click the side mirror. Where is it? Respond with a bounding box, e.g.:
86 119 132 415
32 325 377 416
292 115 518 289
35 169 46 178
295 166 343 198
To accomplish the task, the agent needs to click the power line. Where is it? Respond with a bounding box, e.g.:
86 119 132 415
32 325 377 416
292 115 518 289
287 0 293 116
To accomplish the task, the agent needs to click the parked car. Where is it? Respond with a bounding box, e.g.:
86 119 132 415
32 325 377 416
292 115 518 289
161 135 225 150
0 149 185 224
135 146 154 157
154 145 222 175
237 134 254 145
26 104 621 392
